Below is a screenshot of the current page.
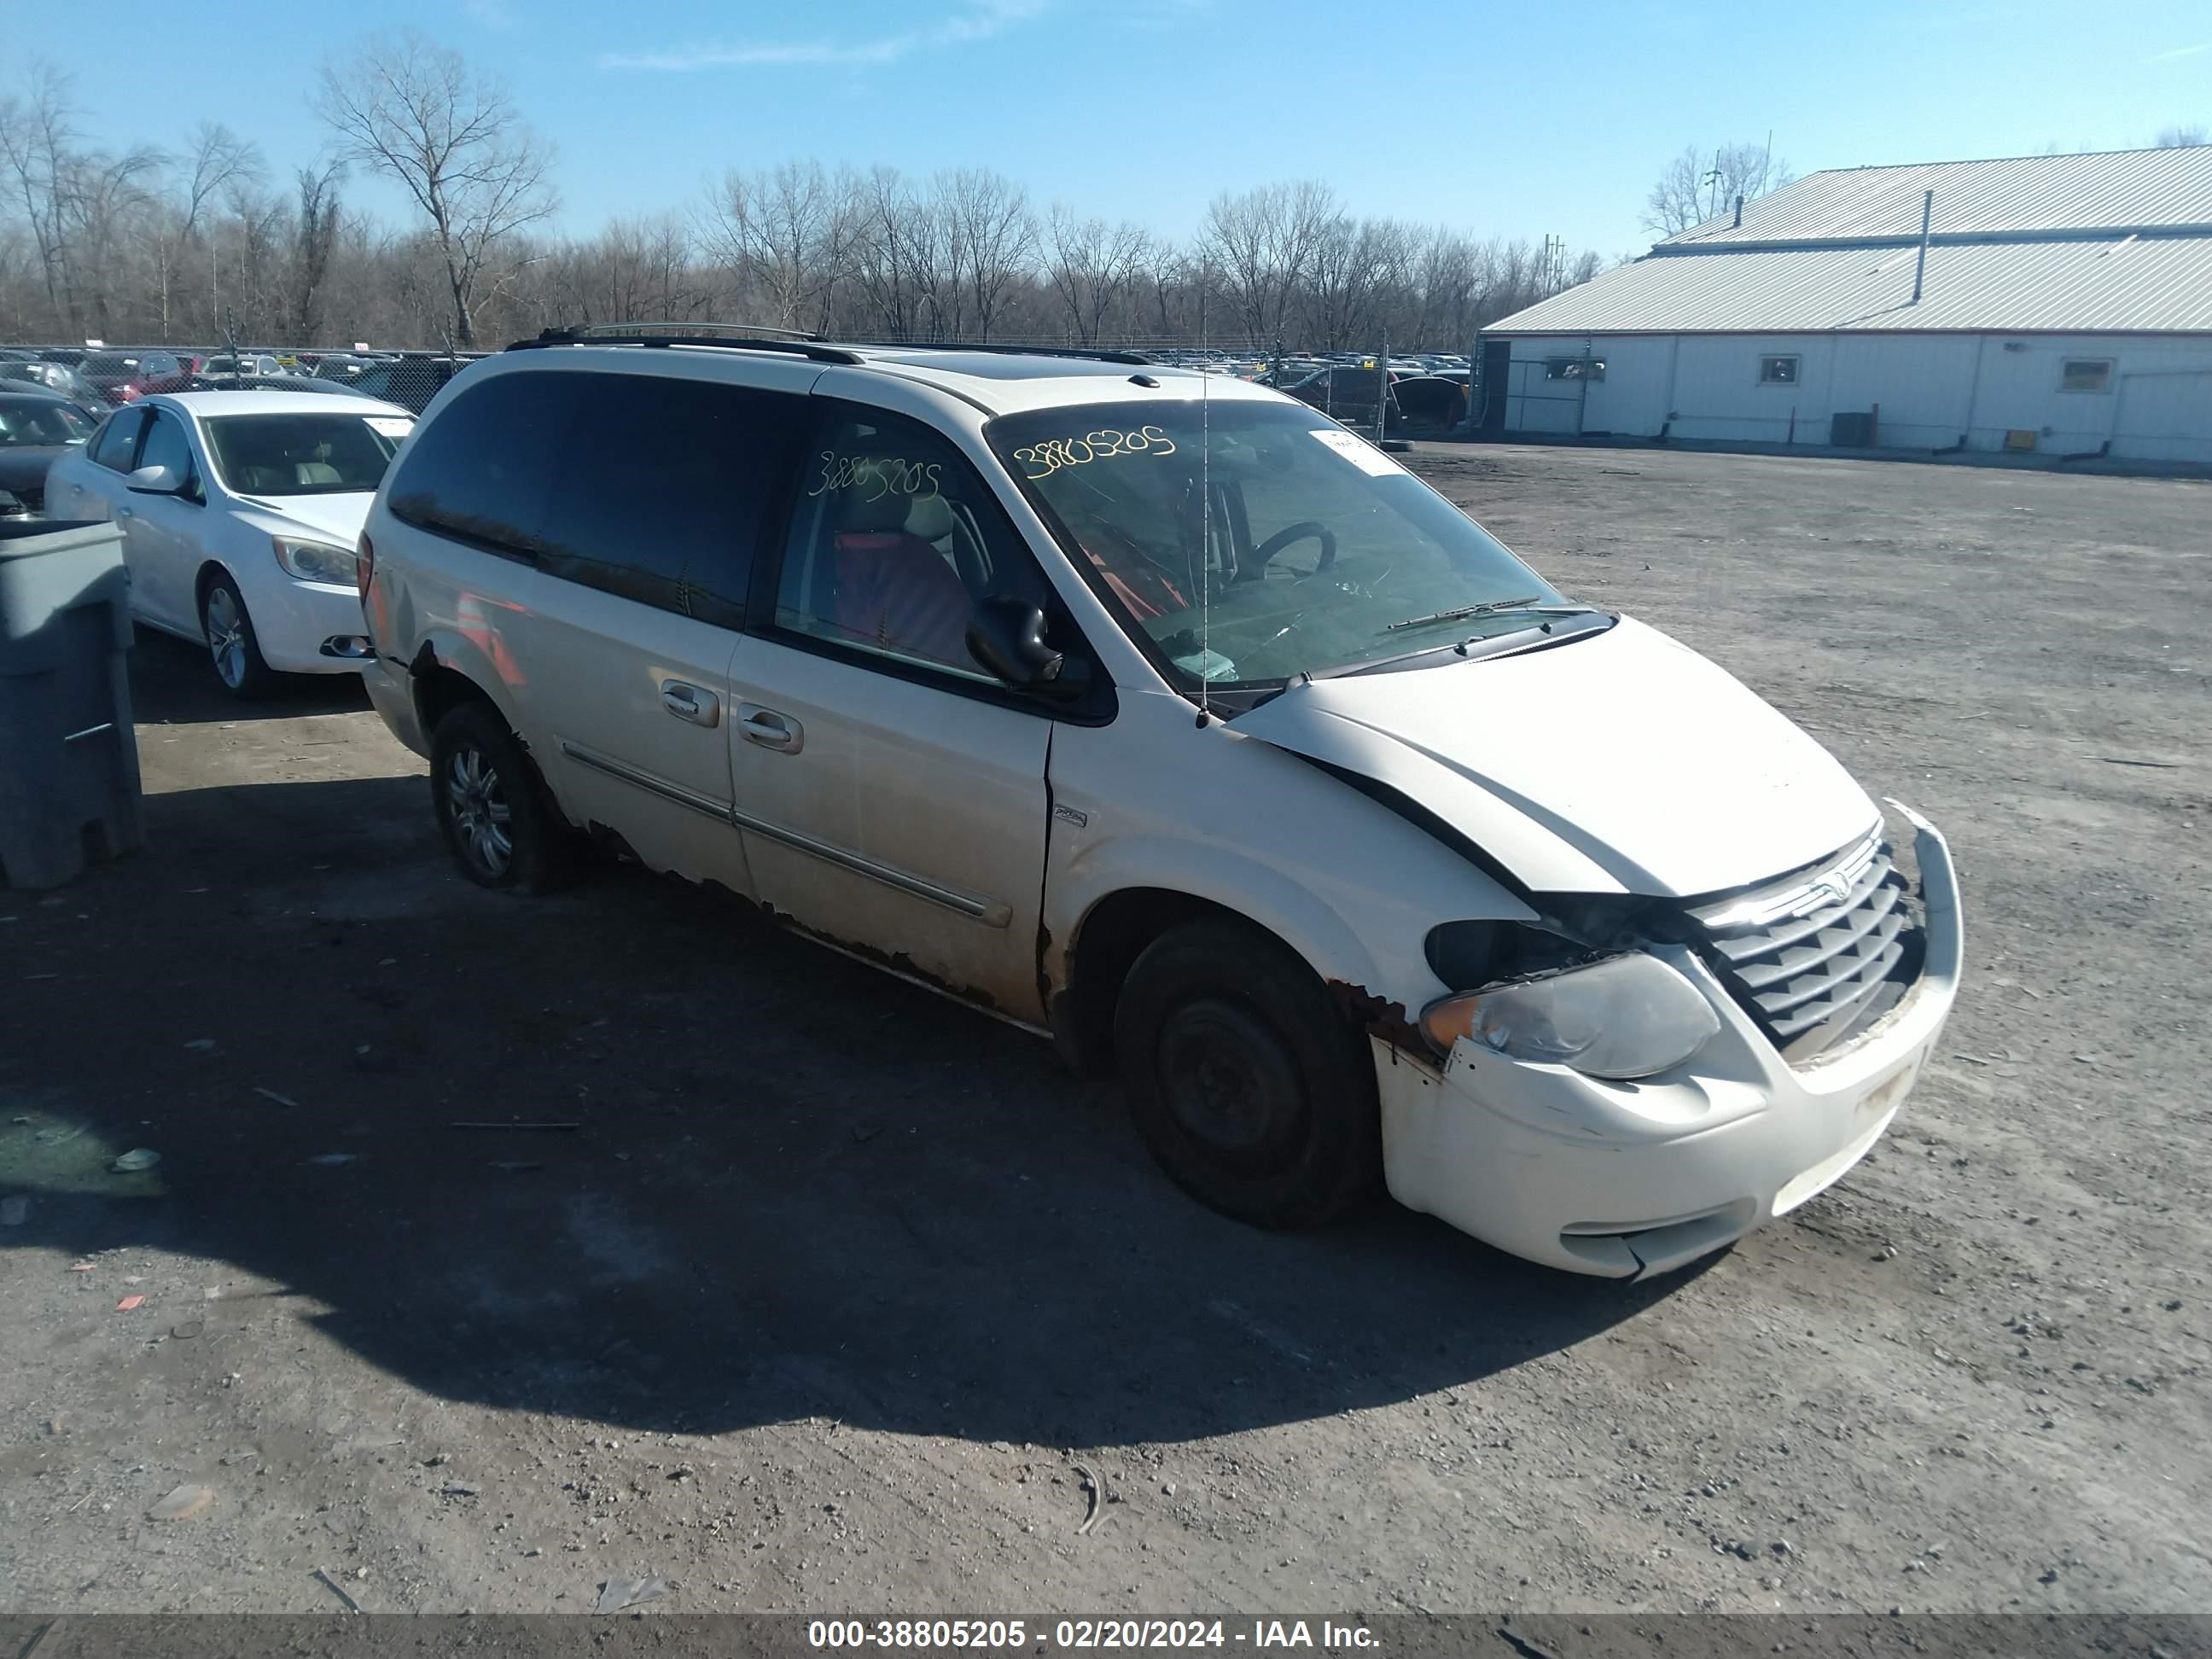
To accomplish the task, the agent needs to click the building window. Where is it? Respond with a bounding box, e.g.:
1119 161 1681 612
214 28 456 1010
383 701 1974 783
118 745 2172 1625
1758 355 1800 385
2059 359 2113 393
1543 357 1605 381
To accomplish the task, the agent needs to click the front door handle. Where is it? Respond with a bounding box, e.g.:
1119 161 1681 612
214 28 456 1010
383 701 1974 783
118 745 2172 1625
660 680 719 727
117 506 135 519
736 705 802 754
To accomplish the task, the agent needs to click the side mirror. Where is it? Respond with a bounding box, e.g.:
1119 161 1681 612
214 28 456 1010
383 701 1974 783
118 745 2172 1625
967 595 1076 696
126 463 182 495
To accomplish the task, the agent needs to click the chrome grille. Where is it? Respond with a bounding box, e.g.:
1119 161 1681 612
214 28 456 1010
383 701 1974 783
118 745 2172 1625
1683 835 1926 1063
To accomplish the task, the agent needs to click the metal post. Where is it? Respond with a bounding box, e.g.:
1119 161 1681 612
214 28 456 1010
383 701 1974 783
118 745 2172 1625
1376 335 1390 442
1911 190 1934 303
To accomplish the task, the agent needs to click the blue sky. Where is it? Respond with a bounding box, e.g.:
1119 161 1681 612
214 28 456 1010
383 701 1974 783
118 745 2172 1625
16 0 2212 256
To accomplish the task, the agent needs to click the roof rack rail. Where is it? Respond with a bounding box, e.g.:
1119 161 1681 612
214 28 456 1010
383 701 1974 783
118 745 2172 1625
862 341 1160 367
509 324 864 365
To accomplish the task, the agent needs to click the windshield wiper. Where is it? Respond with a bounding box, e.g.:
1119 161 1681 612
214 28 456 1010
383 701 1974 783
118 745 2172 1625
1382 595 1592 632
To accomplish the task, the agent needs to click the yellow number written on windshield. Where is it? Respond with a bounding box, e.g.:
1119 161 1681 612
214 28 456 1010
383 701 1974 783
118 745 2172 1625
1013 426 1178 481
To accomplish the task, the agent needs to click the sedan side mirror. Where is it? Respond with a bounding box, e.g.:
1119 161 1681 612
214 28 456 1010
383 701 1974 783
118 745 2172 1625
125 463 182 495
967 595 1078 697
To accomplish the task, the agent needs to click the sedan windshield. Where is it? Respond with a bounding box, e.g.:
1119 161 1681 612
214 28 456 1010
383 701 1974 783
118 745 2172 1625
202 410 410 496
0 398 94 446
988 396 1578 689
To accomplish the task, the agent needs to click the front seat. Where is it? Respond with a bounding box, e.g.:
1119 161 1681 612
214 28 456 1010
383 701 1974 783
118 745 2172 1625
831 479 975 668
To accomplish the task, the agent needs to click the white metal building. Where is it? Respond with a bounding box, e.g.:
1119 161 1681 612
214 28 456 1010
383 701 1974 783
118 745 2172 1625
1477 148 2212 465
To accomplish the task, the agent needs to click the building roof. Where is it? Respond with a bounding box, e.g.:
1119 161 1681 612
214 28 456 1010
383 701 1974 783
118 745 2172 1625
1662 147 2212 247
1488 147 2212 337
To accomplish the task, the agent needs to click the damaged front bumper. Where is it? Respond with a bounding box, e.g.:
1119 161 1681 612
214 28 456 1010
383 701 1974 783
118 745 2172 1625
1374 804 1964 1278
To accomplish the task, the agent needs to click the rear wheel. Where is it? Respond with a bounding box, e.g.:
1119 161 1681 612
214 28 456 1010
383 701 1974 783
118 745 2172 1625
201 574 276 699
428 701 580 894
1113 918 1382 1229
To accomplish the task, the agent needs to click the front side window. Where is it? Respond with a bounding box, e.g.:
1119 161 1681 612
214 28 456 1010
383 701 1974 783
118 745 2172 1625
2059 359 2112 393
1759 355 1800 385
989 397 1583 693
203 411 410 497
89 406 148 470
135 410 197 488
777 408 1051 679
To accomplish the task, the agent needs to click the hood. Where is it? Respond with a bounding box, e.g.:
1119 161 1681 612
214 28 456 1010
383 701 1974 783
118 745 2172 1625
229 491 374 546
1232 614 1878 899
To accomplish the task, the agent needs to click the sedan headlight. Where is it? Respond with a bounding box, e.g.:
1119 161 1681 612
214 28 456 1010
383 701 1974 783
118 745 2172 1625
1421 952 1720 1080
272 535 359 585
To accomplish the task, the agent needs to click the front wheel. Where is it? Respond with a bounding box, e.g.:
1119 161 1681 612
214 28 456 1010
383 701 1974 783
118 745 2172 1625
428 701 580 894
201 574 276 699
1114 918 1382 1229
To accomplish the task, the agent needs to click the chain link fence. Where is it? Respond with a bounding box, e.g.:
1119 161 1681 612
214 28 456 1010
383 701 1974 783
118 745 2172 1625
3 327 1475 437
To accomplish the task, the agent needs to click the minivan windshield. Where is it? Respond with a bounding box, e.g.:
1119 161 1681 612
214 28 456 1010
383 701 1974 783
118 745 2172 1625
988 397 1584 690
202 410 410 496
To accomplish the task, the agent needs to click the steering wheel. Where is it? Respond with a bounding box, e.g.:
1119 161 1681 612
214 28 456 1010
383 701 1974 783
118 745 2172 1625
1247 520 1337 579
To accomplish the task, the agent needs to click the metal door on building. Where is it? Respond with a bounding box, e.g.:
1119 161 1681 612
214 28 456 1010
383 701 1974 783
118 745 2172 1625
1476 341 1512 438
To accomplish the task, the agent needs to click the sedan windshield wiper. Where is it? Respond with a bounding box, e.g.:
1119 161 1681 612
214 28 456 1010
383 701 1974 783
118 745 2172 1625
1382 596 1591 632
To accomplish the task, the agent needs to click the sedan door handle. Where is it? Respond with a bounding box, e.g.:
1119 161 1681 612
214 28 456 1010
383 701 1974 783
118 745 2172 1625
736 705 802 754
660 680 719 727
117 506 134 519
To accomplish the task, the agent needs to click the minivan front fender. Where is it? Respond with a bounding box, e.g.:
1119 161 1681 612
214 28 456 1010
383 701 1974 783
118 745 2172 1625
1044 706 1539 1054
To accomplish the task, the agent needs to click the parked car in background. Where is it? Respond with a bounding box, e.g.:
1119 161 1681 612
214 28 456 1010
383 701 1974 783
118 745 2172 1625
0 359 112 421
79 352 147 405
182 373 371 398
36 347 90 366
119 351 206 399
358 331 1961 1278
42 389 415 696
0 388 97 515
347 352 469 413
200 352 290 382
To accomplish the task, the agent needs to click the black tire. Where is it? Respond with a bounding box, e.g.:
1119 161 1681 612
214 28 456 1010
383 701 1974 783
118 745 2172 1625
1113 918 1382 1229
428 701 580 894
200 573 276 699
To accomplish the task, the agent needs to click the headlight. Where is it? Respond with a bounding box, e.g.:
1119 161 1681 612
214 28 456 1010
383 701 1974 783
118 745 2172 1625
272 536 359 584
1421 952 1720 1080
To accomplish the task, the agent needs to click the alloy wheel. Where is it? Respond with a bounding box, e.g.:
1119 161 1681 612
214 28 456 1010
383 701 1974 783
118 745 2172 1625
445 745 515 878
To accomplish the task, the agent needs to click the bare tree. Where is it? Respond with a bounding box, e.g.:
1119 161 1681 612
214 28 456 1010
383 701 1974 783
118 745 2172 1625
699 160 854 332
1642 140 1794 237
313 30 556 346
940 167 1036 343
152 121 263 338
0 66 88 331
1201 180 1336 347
288 163 344 340
1300 214 1411 351
848 166 926 339
2155 125 2209 148
1044 206 1147 343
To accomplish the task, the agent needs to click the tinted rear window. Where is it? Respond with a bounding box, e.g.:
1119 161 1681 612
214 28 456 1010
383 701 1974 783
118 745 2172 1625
387 367 804 621
384 370 567 553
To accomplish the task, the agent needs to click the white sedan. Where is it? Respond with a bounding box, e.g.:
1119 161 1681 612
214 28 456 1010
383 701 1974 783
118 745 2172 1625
45 390 413 696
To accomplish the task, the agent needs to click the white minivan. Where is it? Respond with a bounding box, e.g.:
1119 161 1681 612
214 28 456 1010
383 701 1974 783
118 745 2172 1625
358 327 1962 1278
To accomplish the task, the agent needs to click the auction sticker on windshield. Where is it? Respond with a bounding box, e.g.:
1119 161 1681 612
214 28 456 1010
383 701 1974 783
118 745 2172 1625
365 417 412 438
1309 428 1405 475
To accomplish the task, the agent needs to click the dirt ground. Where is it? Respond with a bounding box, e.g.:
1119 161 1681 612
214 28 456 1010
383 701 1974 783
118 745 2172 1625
1 444 2206 1619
